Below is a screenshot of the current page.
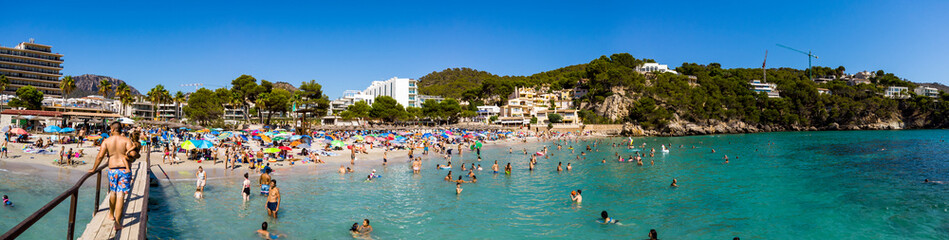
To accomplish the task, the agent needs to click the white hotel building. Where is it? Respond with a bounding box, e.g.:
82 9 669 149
361 77 421 108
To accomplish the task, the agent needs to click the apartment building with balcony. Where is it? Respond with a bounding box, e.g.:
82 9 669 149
497 86 581 125
0 39 64 96
362 77 420 108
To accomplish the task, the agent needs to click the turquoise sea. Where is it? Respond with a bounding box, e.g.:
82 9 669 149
3 130 949 239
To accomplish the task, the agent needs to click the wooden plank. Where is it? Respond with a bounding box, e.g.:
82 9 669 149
80 162 150 240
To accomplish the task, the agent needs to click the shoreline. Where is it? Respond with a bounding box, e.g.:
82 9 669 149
4 128 941 183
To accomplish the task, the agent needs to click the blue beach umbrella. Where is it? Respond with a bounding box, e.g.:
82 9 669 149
44 126 62 133
59 127 76 133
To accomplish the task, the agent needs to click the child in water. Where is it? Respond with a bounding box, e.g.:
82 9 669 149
3 195 12 207
601 211 618 224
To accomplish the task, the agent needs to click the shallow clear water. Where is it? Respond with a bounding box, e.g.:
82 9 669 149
0 165 98 239
5 130 949 239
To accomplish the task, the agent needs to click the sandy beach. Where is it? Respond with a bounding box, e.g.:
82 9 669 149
0 132 595 182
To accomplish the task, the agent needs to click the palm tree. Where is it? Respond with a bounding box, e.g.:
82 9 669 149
120 95 133 117
115 82 131 116
98 78 113 99
0 75 9 112
59 76 76 112
147 85 169 120
173 91 185 120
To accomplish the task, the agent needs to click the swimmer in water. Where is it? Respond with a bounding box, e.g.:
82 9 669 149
600 211 618 224
456 183 463 194
477 164 483 171
567 163 572 171
257 222 284 239
671 178 678 187
505 163 512 174
557 162 563 172
339 165 346 173
492 161 499 173
925 179 945 184
648 229 658 240
570 190 582 203
3 195 12 207
445 171 453 181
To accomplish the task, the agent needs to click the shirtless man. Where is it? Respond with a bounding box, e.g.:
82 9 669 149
89 122 138 231
492 161 499 174
266 180 281 218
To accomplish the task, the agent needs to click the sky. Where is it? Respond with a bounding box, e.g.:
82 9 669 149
2 0 947 98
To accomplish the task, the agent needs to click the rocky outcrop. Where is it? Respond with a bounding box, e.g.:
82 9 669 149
273 82 299 93
595 86 632 121
619 118 906 137
69 74 141 98
596 95 632 121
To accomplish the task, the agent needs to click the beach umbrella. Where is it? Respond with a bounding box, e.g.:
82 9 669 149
260 135 272 142
210 131 220 135
217 132 233 140
463 134 474 139
290 141 302 147
364 136 376 142
212 128 224 131
470 141 483 150
272 136 286 141
289 135 302 141
330 140 345 148
181 140 214 150
44 126 62 133
59 127 76 133
263 148 280 153
278 146 292 151
298 143 311 149
180 140 198 150
300 135 312 139
10 128 27 135
353 135 364 141
422 133 433 138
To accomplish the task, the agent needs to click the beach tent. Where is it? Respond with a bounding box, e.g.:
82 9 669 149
44 126 62 133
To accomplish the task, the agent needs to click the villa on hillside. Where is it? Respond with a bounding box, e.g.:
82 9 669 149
750 80 781 98
636 62 678 75
914 86 940 98
884 86 910 99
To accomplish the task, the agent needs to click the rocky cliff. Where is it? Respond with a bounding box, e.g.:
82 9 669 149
620 118 906 136
69 74 141 98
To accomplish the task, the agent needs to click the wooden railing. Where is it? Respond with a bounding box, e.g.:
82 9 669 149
1 144 151 240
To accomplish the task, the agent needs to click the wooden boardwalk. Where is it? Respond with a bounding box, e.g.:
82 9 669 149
78 161 150 240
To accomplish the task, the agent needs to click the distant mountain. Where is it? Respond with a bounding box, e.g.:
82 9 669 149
273 81 299 92
68 74 141 98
